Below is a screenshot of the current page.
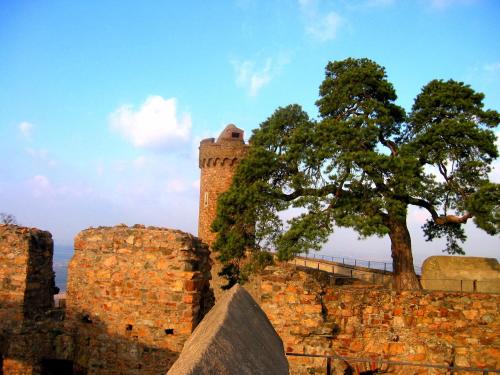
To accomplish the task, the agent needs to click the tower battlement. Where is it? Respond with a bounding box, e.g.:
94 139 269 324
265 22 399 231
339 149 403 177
198 124 248 169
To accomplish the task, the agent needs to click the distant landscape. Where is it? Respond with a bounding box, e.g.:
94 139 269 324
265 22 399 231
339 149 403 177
54 244 73 292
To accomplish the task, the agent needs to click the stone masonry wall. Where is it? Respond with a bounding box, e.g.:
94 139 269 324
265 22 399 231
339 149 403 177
65 225 214 375
0 225 55 331
247 265 500 374
0 225 60 375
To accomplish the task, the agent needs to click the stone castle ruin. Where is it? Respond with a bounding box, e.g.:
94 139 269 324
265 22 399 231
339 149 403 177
0 225 215 374
0 124 499 374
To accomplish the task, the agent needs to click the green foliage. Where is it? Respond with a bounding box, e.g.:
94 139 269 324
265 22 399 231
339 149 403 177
239 250 275 282
212 58 499 285
466 183 500 235
217 250 275 289
218 263 241 290
422 220 467 255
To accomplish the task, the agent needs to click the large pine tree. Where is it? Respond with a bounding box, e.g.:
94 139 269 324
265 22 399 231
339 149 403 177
212 58 499 290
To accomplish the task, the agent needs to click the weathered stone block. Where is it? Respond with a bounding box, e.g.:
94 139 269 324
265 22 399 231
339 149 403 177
167 284 289 375
421 256 500 293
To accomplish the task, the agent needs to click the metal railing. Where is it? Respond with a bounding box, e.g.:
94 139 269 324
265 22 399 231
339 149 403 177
304 253 394 272
293 257 392 286
293 255 499 293
297 253 423 275
419 278 500 293
286 352 500 374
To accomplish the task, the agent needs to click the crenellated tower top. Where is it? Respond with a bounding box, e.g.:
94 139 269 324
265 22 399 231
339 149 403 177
199 124 248 169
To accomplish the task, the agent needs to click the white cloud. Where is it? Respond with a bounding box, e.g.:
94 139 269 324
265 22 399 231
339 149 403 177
29 175 53 197
427 0 476 10
483 62 500 73
133 155 148 169
25 148 57 167
232 57 288 96
109 96 191 149
191 179 200 190
19 121 33 138
26 148 48 159
363 0 395 6
96 162 105 177
306 12 343 42
28 174 94 199
165 179 188 193
299 0 343 42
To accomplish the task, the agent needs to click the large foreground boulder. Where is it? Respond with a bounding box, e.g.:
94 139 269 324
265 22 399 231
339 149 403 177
168 284 289 375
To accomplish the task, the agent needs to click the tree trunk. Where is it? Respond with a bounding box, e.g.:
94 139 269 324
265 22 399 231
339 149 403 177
386 214 421 291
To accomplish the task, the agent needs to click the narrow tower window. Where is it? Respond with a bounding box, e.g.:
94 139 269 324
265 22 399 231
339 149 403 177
231 132 240 138
204 192 209 207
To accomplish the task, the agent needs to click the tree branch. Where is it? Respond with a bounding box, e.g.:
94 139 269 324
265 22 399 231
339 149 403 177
378 134 398 156
406 196 473 225
266 184 339 202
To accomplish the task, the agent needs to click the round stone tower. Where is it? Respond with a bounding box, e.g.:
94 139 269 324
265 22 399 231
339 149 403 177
198 124 249 247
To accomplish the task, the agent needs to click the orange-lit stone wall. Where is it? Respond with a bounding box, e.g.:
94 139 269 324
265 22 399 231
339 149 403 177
0 225 60 375
248 265 500 375
0 225 55 330
65 225 214 375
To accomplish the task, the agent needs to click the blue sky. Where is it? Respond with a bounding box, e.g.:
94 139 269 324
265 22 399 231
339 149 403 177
1 0 499 264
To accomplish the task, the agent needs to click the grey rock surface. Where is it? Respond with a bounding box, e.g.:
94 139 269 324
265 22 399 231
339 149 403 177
167 284 289 375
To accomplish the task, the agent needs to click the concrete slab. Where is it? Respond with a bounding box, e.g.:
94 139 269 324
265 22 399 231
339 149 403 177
421 256 500 293
167 284 289 375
